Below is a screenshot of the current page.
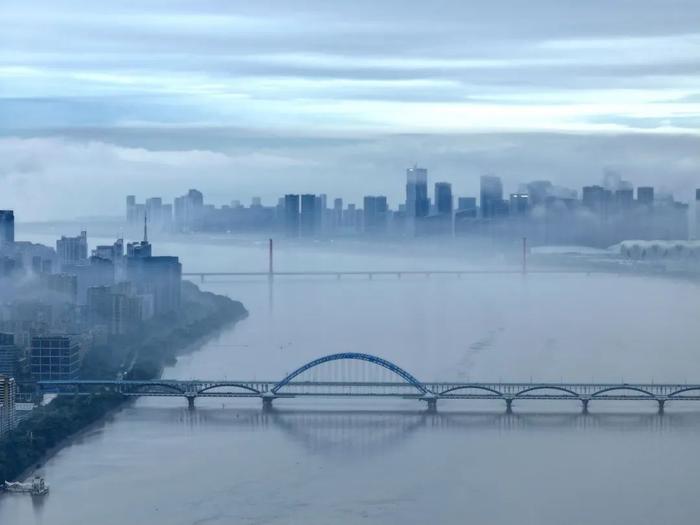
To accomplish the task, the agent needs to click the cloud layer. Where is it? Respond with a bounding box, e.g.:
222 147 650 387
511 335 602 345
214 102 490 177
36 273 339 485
0 1 699 218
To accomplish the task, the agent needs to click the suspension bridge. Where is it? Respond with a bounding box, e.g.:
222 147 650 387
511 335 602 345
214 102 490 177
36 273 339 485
31 353 700 413
181 238 608 282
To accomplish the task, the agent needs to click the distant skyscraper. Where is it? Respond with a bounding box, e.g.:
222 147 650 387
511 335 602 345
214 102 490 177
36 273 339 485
457 197 477 212
126 196 136 222
0 375 17 437
363 196 389 234
434 183 453 215
284 194 300 237
56 231 88 268
509 193 530 215
582 185 610 214
30 336 81 380
406 166 429 218
637 186 654 206
126 256 181 315
0 210 14 246
480 175 504 218
300 194 318 237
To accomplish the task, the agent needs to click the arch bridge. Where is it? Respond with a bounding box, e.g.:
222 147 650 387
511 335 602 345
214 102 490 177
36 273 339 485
31 352 700 413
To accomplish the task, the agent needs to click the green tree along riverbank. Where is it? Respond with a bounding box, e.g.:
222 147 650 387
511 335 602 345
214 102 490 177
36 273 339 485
0 281 247 483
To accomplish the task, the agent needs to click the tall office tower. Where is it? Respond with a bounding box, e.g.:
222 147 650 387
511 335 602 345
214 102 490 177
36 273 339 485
300 194 318 237
126 255 181 315
524 181 553 207
56 231 88 268
316 194 327 234
480 175 504 218
457 197 477 211
333 198 343 229
582 185 610 213
0 375 17 437
434 183 453 215
284 194 300 237
509 193 530 215
363 196 389 234
126 195 136 222
637 186 654 206
0 333 22 378
0 210 14 246
406 166 429 218
614 188 634 210
30 336 81 380
145 197 163 227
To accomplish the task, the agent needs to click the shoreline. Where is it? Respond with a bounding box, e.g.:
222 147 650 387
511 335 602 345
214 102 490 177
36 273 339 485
0 283 248 486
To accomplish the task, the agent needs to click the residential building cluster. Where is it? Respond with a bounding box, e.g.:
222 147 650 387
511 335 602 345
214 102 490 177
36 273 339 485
0 211 182 435
126 169 700 247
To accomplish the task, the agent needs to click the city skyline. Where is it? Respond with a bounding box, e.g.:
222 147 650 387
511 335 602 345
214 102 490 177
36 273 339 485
1 1 699 220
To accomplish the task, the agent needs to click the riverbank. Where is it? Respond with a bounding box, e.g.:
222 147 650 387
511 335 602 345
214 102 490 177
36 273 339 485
0 281 247 484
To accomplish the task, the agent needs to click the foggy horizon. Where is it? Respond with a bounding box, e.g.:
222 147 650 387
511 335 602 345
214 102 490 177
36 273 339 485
3 3 700 524
2 0 699 220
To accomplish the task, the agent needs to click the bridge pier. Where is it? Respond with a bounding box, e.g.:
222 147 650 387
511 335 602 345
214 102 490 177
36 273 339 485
422 393 438 413
262 392 275 411
658 399 665 414
581 398 590 414
505 398 513 413
186 396 196 410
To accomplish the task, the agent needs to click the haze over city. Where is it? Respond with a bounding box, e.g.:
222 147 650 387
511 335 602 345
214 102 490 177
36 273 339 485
2 2 700 525
2 0 700 219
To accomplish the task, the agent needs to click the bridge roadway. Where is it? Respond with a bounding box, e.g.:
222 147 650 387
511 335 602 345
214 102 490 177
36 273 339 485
31 351 700 414
183 269 606 282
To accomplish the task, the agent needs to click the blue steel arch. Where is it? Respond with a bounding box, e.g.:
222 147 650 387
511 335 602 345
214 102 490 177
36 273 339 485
439 385 503 396
668 387 700 397
197 383 261 395
515 386 579 397
272 353 427 394
591 386 655 398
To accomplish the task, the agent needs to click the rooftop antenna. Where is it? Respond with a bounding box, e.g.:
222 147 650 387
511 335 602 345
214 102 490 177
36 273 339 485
143 213 148 243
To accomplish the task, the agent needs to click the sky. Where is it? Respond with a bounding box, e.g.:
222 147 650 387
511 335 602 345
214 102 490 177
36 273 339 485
1 0 699 220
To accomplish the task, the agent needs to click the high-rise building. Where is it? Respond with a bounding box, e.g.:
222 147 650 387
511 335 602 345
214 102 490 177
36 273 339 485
300 194 319 237
333 198 343 230
126 256 182 315
434 183 453 215
509 193 530 215
145 197 163 227
284 194 300 237
56 231 88 268
92 239 124 263
363 196 389 234
406 166 429 218
47 273 78 304
457 197 477 212
0 333 23 378
126 195 136 222
87 285 143 335
30 335 81 380
0 375 17 437
480 175 504 218
582 185 610 213
0 210 15 246
637 187 654 206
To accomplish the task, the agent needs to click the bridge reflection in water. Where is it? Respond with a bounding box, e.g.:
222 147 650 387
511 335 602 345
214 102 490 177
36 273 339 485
120 406 700 458
33 353 700 414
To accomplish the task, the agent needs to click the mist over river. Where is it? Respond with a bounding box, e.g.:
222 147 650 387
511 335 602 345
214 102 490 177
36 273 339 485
3 234 700 524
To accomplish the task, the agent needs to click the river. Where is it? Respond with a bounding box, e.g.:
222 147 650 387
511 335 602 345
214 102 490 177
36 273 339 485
2 234 700 524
